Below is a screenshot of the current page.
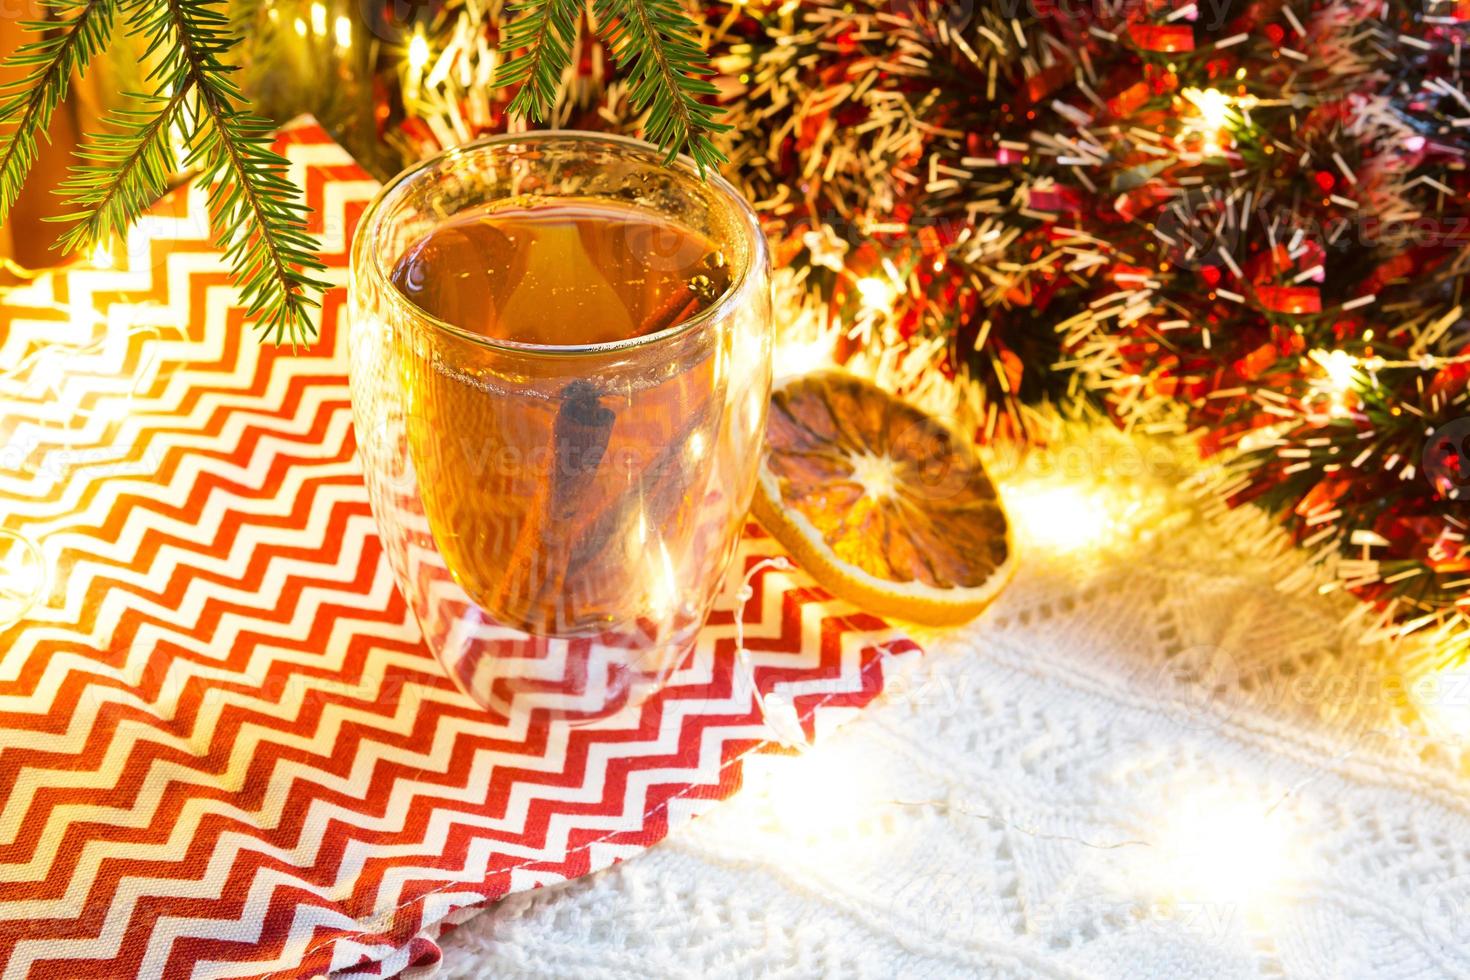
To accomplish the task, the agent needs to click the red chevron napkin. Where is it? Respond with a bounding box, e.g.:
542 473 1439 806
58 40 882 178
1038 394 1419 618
0 120 922 979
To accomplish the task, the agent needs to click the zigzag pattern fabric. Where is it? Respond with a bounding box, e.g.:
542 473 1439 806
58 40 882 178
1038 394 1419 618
0 121 922 979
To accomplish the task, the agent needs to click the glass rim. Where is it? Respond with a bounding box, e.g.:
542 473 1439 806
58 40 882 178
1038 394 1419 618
355 130 767 357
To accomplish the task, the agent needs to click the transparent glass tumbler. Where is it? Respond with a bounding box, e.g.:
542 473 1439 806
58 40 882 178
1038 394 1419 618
348 133 772 720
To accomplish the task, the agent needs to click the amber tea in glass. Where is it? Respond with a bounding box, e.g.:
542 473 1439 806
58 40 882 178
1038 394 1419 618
392 201 734 635
349 133 772 719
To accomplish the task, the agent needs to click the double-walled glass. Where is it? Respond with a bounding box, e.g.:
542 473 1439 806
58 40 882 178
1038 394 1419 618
348 133 772 720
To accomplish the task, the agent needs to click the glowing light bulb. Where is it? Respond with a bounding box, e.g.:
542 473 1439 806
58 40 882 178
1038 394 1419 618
1003 481 1115 553
855 275 898 312
334 14 352 47
740 741 882 842
774 331 837 377
0 530 45 629
309 1 326 35
1310 348 1358 393
1140 790 1292 908
1411 662 1470 744
1184 87 1234 130
408 30 431 73
293 16 307 37
90 241 113 270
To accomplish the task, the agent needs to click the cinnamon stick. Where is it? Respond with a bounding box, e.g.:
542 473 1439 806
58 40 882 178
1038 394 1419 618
484 380 615 631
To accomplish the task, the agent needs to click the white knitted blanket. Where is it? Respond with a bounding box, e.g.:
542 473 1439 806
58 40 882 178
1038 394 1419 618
436 428 1470 979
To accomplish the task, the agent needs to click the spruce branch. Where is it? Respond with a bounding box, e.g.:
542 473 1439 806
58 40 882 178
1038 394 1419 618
51 86 192 254
128 0 328 344
0 0 118 226
595 0 728 171
495 0 728 171
192 109 327 343
498 0 585 120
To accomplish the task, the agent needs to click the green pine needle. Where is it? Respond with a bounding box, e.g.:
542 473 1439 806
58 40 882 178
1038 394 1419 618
134 0 329 344
0 0 118 227
496 0 728 172
498 0 585 121
51 86 192 254
596 0 728 171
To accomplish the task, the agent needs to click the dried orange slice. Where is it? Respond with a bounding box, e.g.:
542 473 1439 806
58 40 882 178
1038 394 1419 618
752 370 1015 626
